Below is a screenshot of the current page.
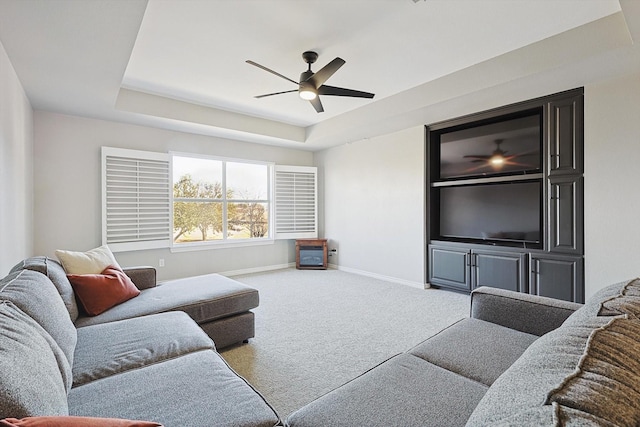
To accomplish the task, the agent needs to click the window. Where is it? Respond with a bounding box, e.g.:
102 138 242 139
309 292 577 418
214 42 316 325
102 147 317 252
172 154 271 246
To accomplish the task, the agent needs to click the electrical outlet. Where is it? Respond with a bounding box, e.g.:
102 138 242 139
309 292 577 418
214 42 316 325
159 259 165 267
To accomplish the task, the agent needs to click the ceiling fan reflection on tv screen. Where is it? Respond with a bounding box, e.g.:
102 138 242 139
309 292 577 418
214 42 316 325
463 139 538 173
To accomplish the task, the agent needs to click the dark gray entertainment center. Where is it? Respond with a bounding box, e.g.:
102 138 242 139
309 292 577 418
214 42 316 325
426 88 584 303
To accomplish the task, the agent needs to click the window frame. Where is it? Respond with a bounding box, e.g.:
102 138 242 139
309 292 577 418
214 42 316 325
170 152 275 251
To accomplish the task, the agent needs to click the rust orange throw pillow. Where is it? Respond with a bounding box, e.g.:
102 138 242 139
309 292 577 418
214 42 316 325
67 265 140 316
0 416 162 426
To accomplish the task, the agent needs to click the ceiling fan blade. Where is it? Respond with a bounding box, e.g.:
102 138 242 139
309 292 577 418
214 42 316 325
318 85 375 99
310 97 324 113
307 57 345 88
464 155 491 160
254 89 298 99
246 60 298 85
504 160 535 168
464 163 495 173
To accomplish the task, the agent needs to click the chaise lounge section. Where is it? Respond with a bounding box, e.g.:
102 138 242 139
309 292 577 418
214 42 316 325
11 257 258 350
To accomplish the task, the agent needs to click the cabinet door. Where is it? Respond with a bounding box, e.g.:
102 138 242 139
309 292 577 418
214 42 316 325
549 176 583 254
548 94 584 176
472 250 527 293
428 245 471 291
530 253 584 303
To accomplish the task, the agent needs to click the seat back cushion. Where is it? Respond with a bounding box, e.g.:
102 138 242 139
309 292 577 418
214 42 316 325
10 257 79 322
0 302 69 418
0 270 77 367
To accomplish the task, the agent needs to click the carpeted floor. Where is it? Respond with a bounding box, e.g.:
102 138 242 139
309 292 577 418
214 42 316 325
220 268 470 418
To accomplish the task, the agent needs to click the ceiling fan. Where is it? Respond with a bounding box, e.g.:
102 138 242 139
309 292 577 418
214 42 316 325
246 51 375 113
464 139 537 172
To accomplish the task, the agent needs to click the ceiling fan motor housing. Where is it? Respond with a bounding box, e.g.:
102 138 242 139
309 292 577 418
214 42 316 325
302 51 318 65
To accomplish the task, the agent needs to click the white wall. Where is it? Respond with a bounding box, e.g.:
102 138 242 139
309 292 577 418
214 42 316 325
584 71 640 298
315 126 425 287
33 112 313 280
0 40 33 275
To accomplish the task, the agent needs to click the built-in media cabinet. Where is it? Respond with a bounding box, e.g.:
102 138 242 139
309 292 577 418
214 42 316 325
426 88 584 303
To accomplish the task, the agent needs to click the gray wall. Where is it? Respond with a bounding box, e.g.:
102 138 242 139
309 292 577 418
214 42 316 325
0 40 33 275
33 112 313 281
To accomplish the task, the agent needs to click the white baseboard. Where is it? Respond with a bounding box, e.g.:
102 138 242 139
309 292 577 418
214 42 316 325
221 262 295 277
220 262 427 290
329 263 425 289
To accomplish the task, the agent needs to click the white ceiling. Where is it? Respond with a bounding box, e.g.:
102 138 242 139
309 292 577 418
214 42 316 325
0 0 638 151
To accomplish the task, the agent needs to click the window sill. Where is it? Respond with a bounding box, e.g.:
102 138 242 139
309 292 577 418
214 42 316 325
170 238 275 253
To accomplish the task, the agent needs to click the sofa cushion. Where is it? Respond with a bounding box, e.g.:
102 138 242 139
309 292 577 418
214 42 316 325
466 316 613 426
67 266 140 316
55 245 121 275
286 353 488 427
74 273 259 328
68 350 280 427
409 317 537 386
0 270 77 367
547 316 640 426
72 312 214 387
10 257 79 321
0 302 69 418
0 416 161 427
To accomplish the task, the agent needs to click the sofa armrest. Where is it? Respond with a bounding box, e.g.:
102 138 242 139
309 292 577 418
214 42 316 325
470 286 583 336
123 266 157 290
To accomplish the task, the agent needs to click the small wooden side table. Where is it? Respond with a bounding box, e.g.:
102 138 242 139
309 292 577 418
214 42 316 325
295 239 328 270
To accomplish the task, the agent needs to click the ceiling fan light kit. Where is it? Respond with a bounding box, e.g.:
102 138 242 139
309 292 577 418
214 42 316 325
247 51 375 113
298 81 317 100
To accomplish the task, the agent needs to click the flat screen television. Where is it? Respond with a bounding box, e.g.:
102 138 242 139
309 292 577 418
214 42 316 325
435 109 542 180
437 180 542 248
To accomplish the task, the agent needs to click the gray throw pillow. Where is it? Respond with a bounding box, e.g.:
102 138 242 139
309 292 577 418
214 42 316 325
546 316 640 426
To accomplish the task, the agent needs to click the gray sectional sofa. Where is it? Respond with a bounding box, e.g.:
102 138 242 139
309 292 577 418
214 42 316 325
4 252 640 426
0 257 280 426
286 280 640 426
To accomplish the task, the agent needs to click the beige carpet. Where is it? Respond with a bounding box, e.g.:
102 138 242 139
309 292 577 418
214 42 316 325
220 268 470 418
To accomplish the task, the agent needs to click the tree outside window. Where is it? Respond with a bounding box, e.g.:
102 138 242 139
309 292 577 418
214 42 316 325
172 155 270 244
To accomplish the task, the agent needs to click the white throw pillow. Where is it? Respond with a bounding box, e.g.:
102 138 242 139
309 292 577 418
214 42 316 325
55 245 121 275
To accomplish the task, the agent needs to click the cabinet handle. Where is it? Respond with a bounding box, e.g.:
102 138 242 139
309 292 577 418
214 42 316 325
531 260 540 275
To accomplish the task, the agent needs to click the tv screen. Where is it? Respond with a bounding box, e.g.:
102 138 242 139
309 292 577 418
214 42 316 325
438 181 541 246
438 111 542 180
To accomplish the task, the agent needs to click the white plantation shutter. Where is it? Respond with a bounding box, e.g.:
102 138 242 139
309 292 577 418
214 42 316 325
102 147 171 252
274 165 318 239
